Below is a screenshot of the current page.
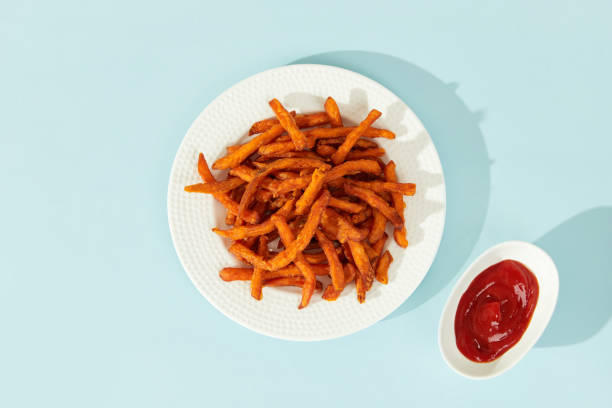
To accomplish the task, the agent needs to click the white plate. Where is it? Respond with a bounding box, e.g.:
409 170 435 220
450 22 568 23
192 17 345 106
168 64 446 341
438 241 559 378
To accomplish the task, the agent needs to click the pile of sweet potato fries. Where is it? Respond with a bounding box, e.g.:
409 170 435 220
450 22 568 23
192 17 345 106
185 97 416 308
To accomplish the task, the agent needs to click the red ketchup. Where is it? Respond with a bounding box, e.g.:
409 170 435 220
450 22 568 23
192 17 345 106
454 259 539 362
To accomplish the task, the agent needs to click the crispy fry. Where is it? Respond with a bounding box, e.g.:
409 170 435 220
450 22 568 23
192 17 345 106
375 250 393 284
264 277 323 290
347 239 374 290
322 263 357 301
347 179 416 196
269 98 308 151
355 270 366 303
295 169 327 215
347 147 386 160
249 112 328 135
306 126 394 140
272 215 317 309
220 264 330 282
328 197 365 213
238 158 330 220
248 110 296 135
369 208 387 244
184 177 246 194
384 161 409 248
258 150 326 161
267 190 330 271
324 96 343 127
344 182 402 228
251 236 269 300
213 198 295 240
213 124 285 170
331 109 382 164
318 137 378 149
324 159 381 182
228 242 269 269
372 233 388 258
315 230 344 291
274 171 300 180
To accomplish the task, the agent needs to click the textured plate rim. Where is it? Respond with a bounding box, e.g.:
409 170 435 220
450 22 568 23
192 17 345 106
167 64 446 341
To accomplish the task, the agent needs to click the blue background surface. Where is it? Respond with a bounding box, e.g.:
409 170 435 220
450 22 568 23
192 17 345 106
2 1 611 406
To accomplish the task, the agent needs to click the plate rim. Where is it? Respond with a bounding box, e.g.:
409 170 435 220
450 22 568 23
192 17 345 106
167 63 447 341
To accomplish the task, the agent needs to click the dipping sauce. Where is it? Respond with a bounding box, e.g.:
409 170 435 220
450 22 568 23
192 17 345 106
454 259 539 362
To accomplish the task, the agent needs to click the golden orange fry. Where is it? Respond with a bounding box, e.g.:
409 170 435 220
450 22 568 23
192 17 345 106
315 229 344 291
375 250 393 284
324 96 343 127
272 214 317 309
327 197 366 213
347 239 374 290
295 169 327 215
269 98 308 151
369 208 387 244
184 177 246 194
347 147 386 160
212 124 285 170
251 236 269 300
347 179 416 196
384 161 409 248
331 109 382 164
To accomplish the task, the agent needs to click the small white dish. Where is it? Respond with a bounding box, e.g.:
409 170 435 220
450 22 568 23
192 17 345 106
438 241 559 379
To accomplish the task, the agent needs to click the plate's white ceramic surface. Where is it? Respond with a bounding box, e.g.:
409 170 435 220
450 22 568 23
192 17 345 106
168 64 446 341
438 241 559 378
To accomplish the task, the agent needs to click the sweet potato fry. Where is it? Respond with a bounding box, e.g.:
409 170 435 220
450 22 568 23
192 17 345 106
327 197 365 213
219 267 253 281
322 263 357 301
248 110 296 135
249 112 328 135
347 180 416 196
258 150 327 161
324 159 381 182
272 214 317 309
238 158 330 219
347 239 374 290
331 109 382 164
213 124 285 170
344 182 402 228
184 177 246 194
213 198 295 240
305 126 394 140
267 190 330 271
251 236 269 300
347 147 386 160
372 233 388 258
228 242 269 269
229 165 258 182
369 208 387 244
384 161 409 248
375 250 393 284
315 230 343 290
355 271 366 303
264 277 323 290
220 264 330 282
318 137 379 149
273 171 300 180
324 96 343 127
295 169 327 215
269 98 308 151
